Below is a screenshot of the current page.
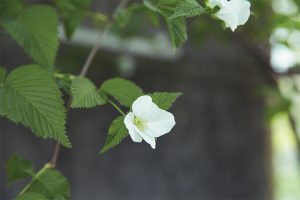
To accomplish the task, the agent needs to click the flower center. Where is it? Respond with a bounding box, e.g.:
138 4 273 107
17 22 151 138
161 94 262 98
133 116 145 131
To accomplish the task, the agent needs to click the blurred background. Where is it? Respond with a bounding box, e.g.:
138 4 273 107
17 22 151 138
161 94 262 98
1 0 300 199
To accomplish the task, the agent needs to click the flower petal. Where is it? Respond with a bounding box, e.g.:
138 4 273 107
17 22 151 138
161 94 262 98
132 95 161 120
216 11 239 31
146 109 176 137
135 127 156 149
211 0 251 32
236 0 251 25
124 112 142 142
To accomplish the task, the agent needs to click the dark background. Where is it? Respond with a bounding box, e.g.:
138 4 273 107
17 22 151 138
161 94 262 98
1 0 274 199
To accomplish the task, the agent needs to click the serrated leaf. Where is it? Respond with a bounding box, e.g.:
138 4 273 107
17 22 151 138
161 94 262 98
0 66 7 83
6 155 35 185
99 116 128 154
15 192 49 200
150 92 182 110
170 0 205 19
1 6 59 70
100 78 144 107
71 77 106 108
143 0 187 49
26 169 70 200
0 64 71 147
166 17 187 49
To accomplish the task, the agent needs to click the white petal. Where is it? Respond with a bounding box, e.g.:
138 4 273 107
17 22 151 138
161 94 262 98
213 0 251 32
124 112 142 142
132 95 161 120
236 0 251 25
135 127 156 149
216 12 239 31
146 109 176 137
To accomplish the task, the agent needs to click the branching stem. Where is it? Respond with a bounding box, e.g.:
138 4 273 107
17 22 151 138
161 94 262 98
49 0 130 167
19 163 53 195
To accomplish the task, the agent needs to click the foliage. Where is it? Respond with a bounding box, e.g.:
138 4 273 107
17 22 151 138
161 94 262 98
150 92 182 110
25 169 70 200
169 0 205 19
0 65 71 147
1 5 59 70
100 78 144 107
0 0 266 198
71 77 106 108
100 90 181 153
54 0 94 39
6 155 35 185
16 192 49 200
0 66 7 84
99 116 128 154
6 155 70 200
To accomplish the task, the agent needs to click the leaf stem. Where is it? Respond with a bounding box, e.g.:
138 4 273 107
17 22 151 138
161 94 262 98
49 0 130 167
108 100 126 116
19 163 53 195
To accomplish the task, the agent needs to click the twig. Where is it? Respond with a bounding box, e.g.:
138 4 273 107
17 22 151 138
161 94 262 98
79 23 112 77
49 0 130 167
19 164 53 195
108 100 126 116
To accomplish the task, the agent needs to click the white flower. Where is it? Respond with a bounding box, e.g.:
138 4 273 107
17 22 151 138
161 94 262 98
124 95 176 149
207 0 251 31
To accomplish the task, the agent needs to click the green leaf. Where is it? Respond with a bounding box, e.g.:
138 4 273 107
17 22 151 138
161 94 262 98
159 0 179 5
63 10 85 39
100 78 144 107
143 0 163 13
26 168 70 200
143 0 187 49
15 192 49 200
169 0 205 19
6 155 35 185
0 66 7 83
1 6 59 70
166 17 187 49
0 0 24 19
0 87 4 116
115 8 133 27
99 116 129 154
54 0 93 39
0 64 71 147
71 77 106 108
150 92 182 110
54 73 75 95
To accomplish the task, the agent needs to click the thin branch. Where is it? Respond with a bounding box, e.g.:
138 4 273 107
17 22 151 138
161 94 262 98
49 0 130 167
19 164 53 195
108 100 126 116
49 142 61 167
79 22 112 76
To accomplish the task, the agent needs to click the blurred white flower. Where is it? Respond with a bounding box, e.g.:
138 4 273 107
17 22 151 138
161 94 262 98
124 95 175 149
207 0 251 31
